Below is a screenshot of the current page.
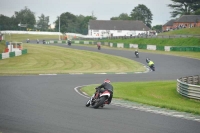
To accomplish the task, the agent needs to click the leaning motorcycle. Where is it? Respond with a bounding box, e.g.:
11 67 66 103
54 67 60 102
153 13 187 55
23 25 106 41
86 88 111 109
150 64 155 71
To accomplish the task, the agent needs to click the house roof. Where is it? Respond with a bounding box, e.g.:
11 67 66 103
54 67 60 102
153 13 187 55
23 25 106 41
175 15 200 23
163 19 176 26
89 20 150 31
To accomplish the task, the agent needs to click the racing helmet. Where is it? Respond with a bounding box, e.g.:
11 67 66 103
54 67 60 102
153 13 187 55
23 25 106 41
104 79 111 83
146 58 150 63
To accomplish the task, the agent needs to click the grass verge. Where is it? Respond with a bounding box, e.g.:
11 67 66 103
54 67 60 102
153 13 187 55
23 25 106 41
81 81 200 115
0 44 145 75
3 34 59 42
159 27 200 35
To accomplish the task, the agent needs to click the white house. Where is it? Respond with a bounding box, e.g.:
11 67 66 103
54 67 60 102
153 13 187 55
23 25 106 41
88 20 150 37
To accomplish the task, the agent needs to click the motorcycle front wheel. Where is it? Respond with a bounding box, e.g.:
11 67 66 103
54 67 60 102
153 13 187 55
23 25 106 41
85 99 91 107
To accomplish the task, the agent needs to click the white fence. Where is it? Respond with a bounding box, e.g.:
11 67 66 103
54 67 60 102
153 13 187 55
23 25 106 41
0 30 94 38
0 30 62 35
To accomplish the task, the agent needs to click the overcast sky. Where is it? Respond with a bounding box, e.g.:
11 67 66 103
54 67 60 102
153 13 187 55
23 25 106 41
0 0 173 26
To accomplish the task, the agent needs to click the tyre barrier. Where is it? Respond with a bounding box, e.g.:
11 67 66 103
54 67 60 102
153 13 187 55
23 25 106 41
177 75 200 100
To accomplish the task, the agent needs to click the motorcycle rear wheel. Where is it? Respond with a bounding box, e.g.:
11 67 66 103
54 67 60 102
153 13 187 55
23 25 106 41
93 97 106 109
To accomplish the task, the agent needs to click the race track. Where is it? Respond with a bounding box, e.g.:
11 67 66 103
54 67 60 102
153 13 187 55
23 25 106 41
0 44 200 133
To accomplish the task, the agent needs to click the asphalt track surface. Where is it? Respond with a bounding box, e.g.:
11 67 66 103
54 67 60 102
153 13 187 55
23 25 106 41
0 43 200 133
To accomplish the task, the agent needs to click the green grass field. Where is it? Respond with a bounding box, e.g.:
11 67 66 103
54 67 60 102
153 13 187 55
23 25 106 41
0 43 145 75
3 34 59 42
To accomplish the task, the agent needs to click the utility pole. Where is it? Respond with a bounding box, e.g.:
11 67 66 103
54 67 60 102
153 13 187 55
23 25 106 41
59 16 60 40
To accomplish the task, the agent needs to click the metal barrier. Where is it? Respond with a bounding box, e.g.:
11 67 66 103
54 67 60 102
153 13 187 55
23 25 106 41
177 75 200 100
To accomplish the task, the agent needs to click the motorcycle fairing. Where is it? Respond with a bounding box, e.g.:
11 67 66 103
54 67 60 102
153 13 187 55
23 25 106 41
100 90 110 97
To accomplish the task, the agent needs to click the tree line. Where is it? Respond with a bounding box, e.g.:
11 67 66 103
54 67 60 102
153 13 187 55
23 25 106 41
0 6 96 35
0 0 199 34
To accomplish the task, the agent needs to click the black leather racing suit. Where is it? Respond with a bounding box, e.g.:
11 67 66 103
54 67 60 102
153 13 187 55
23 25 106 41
96 82 113 104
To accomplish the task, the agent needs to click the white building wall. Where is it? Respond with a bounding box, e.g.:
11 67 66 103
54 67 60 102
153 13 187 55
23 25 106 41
88 29 149 37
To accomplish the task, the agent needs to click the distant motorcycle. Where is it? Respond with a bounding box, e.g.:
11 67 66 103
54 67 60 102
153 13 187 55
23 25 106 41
135 52 139 58
86 88 111 109
68 40 71 46
26 39 30 43
146 58 155 71
43 40 46 44
97 44 101 50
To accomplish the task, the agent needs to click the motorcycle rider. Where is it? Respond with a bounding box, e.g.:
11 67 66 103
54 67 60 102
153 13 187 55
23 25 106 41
95 79 113 104
146 58 155 71
37 39 39 44
135 49 139 57
146 58 150 63
68 39 71 45
97 42 101 49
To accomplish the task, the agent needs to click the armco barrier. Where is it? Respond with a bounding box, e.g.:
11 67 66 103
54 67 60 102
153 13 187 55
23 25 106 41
177 75 200 100
185 47 193 51
130 44 138 49
156 46 165 51
147 45 156 50
117 43 124 48
113 43 117 47
80 41 84 44
49 40 200 52
171 46 200 52
138 44 147 49
124 43 130 48
194 47 200 52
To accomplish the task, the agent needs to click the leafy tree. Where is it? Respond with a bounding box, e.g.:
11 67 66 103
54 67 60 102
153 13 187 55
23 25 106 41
12 6 36 29
110 13 130 20
0 15 12 30
76 15 85 33
55 12 78 33
37 14 49 31
194 9 200 15
152 25 162 33
55 12 97 34
130 4 153 28
110 16 120 20
77 15 96 35
168 0 200 17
